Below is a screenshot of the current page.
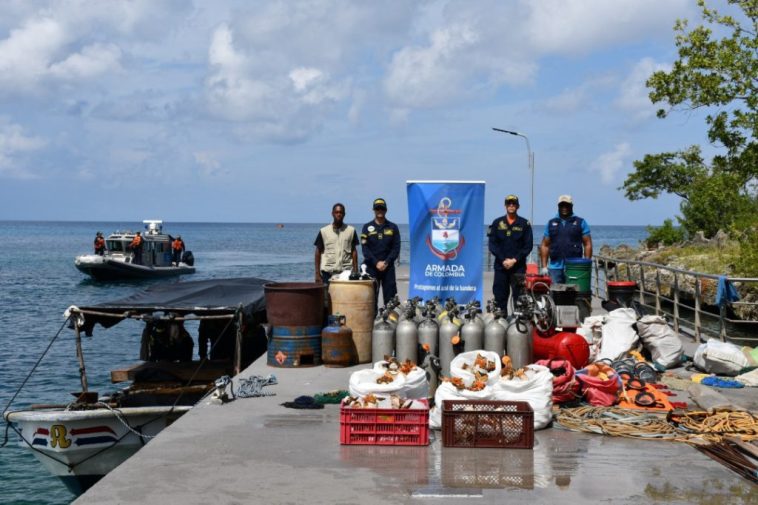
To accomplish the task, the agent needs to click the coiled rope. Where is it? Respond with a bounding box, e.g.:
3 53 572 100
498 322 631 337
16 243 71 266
555 406 758 444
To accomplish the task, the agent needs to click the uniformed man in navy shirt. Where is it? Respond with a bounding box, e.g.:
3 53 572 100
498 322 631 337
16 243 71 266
488 195 533 315
361 198 401 308
539 194 592 284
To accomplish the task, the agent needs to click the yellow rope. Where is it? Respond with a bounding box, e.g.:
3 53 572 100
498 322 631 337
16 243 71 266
555 407 758 444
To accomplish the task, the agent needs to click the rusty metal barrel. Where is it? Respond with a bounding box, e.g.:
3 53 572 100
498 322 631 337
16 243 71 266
328 279 375 363
264 282 325 367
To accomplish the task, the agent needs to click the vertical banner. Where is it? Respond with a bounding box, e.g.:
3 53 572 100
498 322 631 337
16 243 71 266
407 181 485 303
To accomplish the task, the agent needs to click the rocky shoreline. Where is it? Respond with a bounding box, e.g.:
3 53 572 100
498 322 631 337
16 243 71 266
597 234 758 321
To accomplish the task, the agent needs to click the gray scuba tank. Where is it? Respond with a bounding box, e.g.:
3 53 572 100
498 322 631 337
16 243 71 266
484 309 507 355
461 307 484 352
381 296 401 328
372 308 396 363
395 308 418 363
417 310 439 360
505 315 533 369
482 299 496 327
438 310 461 377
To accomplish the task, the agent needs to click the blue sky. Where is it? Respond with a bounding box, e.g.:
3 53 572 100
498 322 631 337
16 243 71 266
0 0 727 225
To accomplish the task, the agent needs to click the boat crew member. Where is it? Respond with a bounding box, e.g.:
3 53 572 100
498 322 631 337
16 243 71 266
488 195 533 315
539 195 592 284
130 231 144 265
314 203 358 284
361 198 401 308
93 232 106 256
172 235 185 266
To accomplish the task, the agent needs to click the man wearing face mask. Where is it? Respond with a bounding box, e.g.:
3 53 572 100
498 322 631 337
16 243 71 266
539 195 592 284
361 198 401 308
314 203 358 284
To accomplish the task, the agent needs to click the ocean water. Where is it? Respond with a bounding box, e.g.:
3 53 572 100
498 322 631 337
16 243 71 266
0 221 646 504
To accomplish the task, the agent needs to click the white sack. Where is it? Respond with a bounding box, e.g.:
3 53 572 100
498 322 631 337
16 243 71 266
429 381 494 430
636 315 684 369
371 360 430 399
693 339 749 376
348 368 407 397
449 350 502 386
492 365 554 430
576 315 605 362
736 368 758 387
597 308 639 362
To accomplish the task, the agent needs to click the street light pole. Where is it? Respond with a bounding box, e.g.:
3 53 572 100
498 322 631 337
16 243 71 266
491 128 534 226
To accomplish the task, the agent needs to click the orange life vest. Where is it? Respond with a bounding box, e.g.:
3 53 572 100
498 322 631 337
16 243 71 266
130 235 143 247
94 237 105 249
172 239 183 251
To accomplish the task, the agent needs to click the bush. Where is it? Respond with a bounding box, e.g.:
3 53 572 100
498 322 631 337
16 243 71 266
733 227 758 277
645 219 685 248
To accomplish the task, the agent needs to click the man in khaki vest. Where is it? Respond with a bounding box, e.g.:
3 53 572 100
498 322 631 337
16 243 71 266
314 203 358 284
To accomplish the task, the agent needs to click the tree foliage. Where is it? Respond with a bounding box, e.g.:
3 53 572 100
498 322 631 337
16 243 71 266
622 0 758 239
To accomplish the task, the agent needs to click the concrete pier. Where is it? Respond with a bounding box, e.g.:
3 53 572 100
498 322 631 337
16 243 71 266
75 269 757 504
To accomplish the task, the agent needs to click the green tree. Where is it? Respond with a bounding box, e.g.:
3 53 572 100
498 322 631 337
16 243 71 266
621 0 757 238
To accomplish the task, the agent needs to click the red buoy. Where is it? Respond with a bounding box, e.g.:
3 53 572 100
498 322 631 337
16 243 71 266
533 329 590 369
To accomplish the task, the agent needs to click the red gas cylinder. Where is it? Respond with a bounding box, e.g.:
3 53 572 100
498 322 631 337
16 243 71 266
532 329 590 369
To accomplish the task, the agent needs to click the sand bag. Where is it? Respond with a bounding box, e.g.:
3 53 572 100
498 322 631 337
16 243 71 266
693 339 749 376
492 365 554 429
449 350 502 386
597 308 639 362
636 315 683 369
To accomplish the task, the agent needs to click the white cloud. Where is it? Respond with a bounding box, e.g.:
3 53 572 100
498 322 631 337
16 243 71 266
0 119 46 179
48 43 122 81
193 151 228 178
615 58 671 120
527 0 691 55
589 142 632 185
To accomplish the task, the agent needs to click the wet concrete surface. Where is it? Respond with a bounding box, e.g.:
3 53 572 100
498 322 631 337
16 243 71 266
75 270 758 505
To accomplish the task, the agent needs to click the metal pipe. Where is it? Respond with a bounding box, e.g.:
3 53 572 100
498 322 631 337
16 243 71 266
74 324 88 393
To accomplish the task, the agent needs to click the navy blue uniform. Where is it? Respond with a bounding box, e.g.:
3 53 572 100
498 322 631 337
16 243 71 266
488 215 533 314
361 220 401 306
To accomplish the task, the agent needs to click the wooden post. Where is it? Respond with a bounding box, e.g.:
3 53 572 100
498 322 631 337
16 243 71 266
639 266 646 306
75 323 89 393
234 309 243 375
673 272 680 335
694 277 702 341
655 269 661 315
719 304 727 342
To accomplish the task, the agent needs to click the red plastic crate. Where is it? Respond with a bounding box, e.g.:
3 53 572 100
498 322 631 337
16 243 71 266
442 400 534 449
340 400 429 446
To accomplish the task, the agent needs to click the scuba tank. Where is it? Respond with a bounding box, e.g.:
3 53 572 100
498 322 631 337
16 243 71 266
484 308 507 355
461 305 484 352
438 308 462 377
372 308 396 363
505 295 534 369
482 299 496 326
417 309 439 360
398 296 422 322
380 295 401 328
395 306 419 363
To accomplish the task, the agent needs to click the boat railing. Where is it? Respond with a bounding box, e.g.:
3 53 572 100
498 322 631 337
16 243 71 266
592 255 758 344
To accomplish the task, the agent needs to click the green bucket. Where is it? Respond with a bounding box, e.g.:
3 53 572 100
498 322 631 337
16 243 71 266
565 258 592 293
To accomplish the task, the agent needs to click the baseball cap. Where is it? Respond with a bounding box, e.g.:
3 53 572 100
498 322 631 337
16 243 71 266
557 195 573 205
504 195 519 205
373 198 387 210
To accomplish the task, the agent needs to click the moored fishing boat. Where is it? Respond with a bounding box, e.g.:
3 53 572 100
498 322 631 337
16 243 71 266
75 220 195 280
3 277 269 495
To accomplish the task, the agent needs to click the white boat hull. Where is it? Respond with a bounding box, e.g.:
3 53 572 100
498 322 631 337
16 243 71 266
5 406 190 494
